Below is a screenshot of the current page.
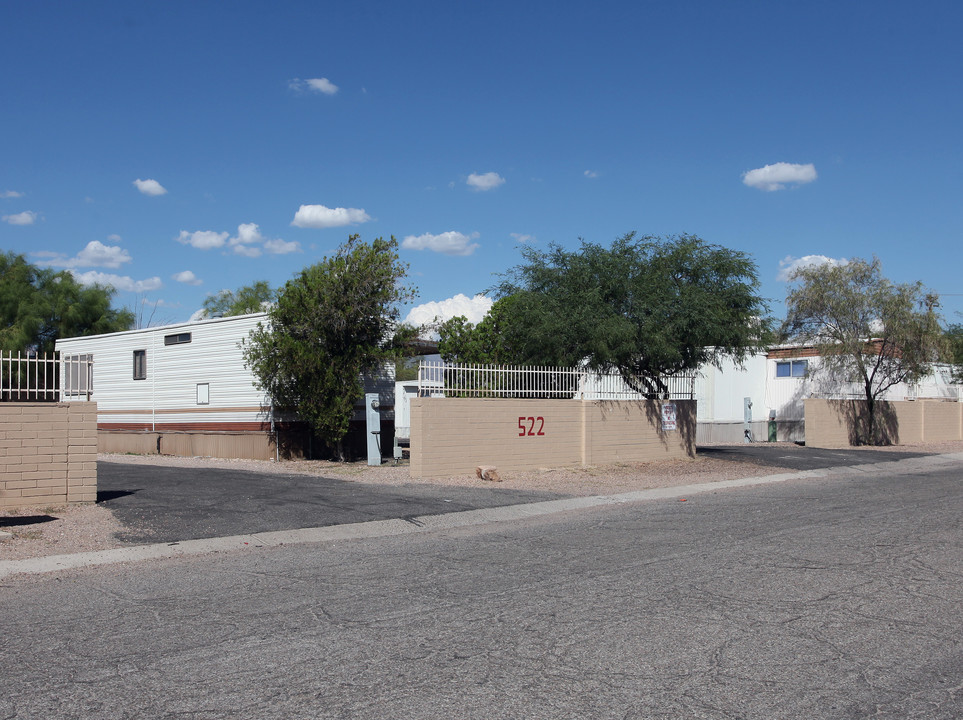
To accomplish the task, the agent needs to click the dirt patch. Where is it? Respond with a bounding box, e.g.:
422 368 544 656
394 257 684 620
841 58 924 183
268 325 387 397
0 504 126 562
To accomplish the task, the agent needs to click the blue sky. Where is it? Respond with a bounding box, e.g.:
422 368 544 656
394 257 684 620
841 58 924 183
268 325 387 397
2 1 962 329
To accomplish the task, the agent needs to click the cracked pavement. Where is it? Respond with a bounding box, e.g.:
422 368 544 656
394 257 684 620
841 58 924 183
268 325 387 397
1 457 961 719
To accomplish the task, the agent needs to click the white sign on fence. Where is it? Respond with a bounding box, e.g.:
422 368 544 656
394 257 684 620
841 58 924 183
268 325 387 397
661 403 677 431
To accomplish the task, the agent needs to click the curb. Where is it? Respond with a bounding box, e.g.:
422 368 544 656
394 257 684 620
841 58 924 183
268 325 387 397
3 452 961 580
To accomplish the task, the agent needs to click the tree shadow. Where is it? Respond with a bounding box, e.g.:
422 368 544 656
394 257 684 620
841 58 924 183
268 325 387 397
594 398 696 457
829 400 901 446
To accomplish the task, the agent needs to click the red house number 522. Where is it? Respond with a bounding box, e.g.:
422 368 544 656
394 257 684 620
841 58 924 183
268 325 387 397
518 416 545 436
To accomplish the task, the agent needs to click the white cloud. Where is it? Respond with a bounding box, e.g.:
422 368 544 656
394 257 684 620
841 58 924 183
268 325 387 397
510 232 535 244
2 210 38 225
176 230 230 249
71 270 163 293
45 240 132 269
291 204 372 228
178 223 299 257
264 238 301 254
230 223 300 255
173 270 203 286
133 178 168 196
1 190 24 199
232 222 262 245
404 294 494 327
584 170 599 179
306 77 339 94
742 162 817 191
466 172 505 191
233 244 262 258
229 222 264 257
778 254 848 281
289 77 339 95
402 231 480 256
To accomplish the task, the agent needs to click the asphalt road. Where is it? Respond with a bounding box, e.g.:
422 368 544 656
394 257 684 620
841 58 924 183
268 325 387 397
97 460 565 544
697 442 930 470
95 445 935 545
2 457 961 719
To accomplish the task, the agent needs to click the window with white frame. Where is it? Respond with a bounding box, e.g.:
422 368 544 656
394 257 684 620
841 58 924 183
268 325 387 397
63 354 93 396
775 359 808 378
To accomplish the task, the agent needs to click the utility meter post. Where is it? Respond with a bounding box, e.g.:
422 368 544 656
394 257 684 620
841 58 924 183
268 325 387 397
365 392 382 466
743 397 753 443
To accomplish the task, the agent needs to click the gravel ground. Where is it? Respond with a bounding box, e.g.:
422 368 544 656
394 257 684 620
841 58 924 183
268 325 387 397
3 441 962 562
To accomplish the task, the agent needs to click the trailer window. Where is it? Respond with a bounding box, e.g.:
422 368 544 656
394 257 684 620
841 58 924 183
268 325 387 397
775 360 808 378
63 354 93 396
164 332 192 346
133 350 147 380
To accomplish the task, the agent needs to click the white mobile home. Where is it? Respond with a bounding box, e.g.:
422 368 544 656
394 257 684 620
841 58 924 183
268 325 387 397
56 313 395 460
697 346 961 443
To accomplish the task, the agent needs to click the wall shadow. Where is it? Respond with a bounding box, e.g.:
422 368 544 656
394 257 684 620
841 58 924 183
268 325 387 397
0 514 57 528
96 489 139 503
600 398 696 457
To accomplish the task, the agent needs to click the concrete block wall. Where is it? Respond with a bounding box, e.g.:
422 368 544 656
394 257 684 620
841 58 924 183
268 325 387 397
805 399 961 448
891 402 924 444
0 402 98 509
410 398 582 478
582 400 695 465
409 398 695 478
922 401 962 442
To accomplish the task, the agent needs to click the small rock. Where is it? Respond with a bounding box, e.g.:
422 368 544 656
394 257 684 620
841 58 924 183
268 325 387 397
476 465 501 482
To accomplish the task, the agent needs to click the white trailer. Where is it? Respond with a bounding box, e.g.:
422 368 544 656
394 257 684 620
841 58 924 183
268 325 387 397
57 313 271 433
56 312 396 460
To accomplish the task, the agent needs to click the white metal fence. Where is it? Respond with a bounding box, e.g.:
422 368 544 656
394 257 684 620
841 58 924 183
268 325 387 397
806 364 962 404
812 383 962 403
417 361 696 400
0 351 93 401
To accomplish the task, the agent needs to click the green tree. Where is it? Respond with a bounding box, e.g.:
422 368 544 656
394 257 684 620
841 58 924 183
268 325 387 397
243 235 417 459
782 257 944 445
489 233 770 395
394 356 420 382
202 280 274 318
437 295 525 364
0 252 134 353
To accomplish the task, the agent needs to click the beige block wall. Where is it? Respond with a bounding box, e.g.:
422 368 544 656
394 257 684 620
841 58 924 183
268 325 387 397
891 402 924 444
922 401 963 442
805 399 960 448
583 400 695 465
0 402 98 509
410 398 582 478
410 398 695 478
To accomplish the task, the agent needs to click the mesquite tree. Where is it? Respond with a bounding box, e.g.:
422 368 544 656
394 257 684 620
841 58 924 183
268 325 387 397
485 233 771 396
782 257 943 444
